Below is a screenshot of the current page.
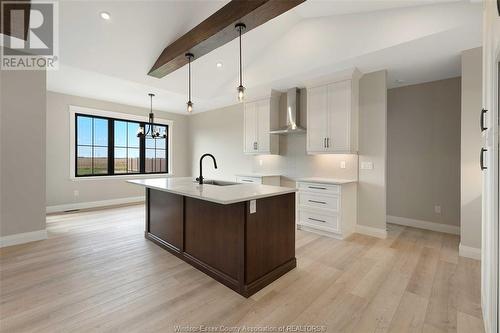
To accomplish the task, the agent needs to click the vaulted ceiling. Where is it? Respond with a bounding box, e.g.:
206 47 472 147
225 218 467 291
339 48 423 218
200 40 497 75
48 0 482 114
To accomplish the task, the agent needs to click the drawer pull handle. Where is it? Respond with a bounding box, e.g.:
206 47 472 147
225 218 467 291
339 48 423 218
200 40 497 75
480 108 488 132
241 179 253 182
308 186 327 190
308 217 326 223
308 200 327 204
480 148 487 170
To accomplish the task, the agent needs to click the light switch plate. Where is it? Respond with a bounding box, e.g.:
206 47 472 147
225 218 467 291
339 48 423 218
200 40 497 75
250 200 257 214
361 162 373 170
340 161 346 169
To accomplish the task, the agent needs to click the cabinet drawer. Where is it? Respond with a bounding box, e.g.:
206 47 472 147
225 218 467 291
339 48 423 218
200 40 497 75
236 176 262 184
298 182 340 194
299 192 339 211
298 209 339 232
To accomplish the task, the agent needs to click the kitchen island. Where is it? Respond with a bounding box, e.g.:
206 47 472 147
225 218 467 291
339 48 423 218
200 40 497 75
128 177 297 297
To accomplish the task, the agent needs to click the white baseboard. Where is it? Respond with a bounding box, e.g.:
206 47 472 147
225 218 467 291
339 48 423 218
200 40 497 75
46 196 145 213
355 225 387 239
459 243 481 260
0 229 47 248
297 225 344 240
387 215 460 235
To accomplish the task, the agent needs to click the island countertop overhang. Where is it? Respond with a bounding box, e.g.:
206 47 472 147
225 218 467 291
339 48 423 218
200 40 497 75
127 177 297 205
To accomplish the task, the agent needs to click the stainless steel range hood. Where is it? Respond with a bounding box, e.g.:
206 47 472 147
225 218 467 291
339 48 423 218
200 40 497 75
269 88 306 134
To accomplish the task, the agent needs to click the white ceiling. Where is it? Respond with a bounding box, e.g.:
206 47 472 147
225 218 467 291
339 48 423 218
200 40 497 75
48 0 482 114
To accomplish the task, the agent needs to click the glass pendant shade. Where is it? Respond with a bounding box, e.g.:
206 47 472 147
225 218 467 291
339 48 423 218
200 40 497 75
237 85 245 102
187 101 193 113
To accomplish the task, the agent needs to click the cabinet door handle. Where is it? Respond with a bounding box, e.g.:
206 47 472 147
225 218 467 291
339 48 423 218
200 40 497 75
308 217 326 223
308 200 327 204
323 138 326 148
480 108 488 132
480 148 487 170
308 186 327 190
241 179 253 183
327 137 330 148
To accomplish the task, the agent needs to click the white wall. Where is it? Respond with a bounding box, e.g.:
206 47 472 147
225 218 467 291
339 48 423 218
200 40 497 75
0 68 47 238
461 47 483 251
387 78 461 229
357 70 387 231
46 92 190 208
188 104 254 181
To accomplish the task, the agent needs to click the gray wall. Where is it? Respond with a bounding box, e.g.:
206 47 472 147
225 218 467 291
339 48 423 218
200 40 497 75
188 101 359 186
387 77 461 226
358 70 387 230
460 47 482 249
0 69 47 237
46 92 190 207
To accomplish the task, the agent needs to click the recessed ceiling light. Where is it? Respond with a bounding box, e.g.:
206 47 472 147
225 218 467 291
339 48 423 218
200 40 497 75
100 12 111 20
216 62 223 68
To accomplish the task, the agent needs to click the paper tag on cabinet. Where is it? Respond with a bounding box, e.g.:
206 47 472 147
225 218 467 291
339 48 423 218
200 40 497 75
249 200 257 214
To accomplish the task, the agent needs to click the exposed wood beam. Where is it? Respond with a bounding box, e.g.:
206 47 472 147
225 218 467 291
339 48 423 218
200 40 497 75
148 0 305 78
1 0 31 41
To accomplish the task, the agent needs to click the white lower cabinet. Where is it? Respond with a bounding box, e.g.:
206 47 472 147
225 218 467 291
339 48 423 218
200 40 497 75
235 175 281 186
296 181 357 239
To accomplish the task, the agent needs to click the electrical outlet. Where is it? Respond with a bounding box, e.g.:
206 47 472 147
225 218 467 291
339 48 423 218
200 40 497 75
360 162 373 170
340 161 346 169
73 190 79 197
434 205 441 214
250 200 257 214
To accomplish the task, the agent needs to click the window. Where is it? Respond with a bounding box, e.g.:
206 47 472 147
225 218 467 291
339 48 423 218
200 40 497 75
145 124 167 173
75 113 169 177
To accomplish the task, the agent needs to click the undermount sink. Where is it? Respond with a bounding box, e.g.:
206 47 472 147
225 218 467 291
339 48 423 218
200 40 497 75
197 180 240 186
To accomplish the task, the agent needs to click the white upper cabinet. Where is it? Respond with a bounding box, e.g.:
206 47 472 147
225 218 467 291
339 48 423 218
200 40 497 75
306 70 360 154
307 85 329 152
243 101 257 153
256 99 271 153
243 92 280 155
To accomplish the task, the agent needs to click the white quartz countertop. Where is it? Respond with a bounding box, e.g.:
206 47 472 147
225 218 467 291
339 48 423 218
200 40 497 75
127 177 297 205
295 177 358 185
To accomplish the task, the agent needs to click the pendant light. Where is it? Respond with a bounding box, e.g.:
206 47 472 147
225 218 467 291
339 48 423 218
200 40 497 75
136 93 166 139
235 23 246 102
186 53 194 113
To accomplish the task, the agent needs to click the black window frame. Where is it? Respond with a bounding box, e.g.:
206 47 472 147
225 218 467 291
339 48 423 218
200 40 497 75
75 113 169 178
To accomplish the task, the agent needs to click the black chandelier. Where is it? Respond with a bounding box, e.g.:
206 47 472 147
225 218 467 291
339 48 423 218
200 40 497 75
137 93 167 139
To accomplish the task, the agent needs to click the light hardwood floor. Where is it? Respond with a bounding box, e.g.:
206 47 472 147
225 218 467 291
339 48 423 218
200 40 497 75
0 204 484 333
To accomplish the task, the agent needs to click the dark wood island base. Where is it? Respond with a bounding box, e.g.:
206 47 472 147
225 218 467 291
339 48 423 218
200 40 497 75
144 188 297 297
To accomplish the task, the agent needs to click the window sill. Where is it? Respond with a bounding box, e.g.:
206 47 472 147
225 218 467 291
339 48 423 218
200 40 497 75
70 173 174 182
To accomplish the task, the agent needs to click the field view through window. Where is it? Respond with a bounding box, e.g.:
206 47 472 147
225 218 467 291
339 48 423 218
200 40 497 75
76 114 168 177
